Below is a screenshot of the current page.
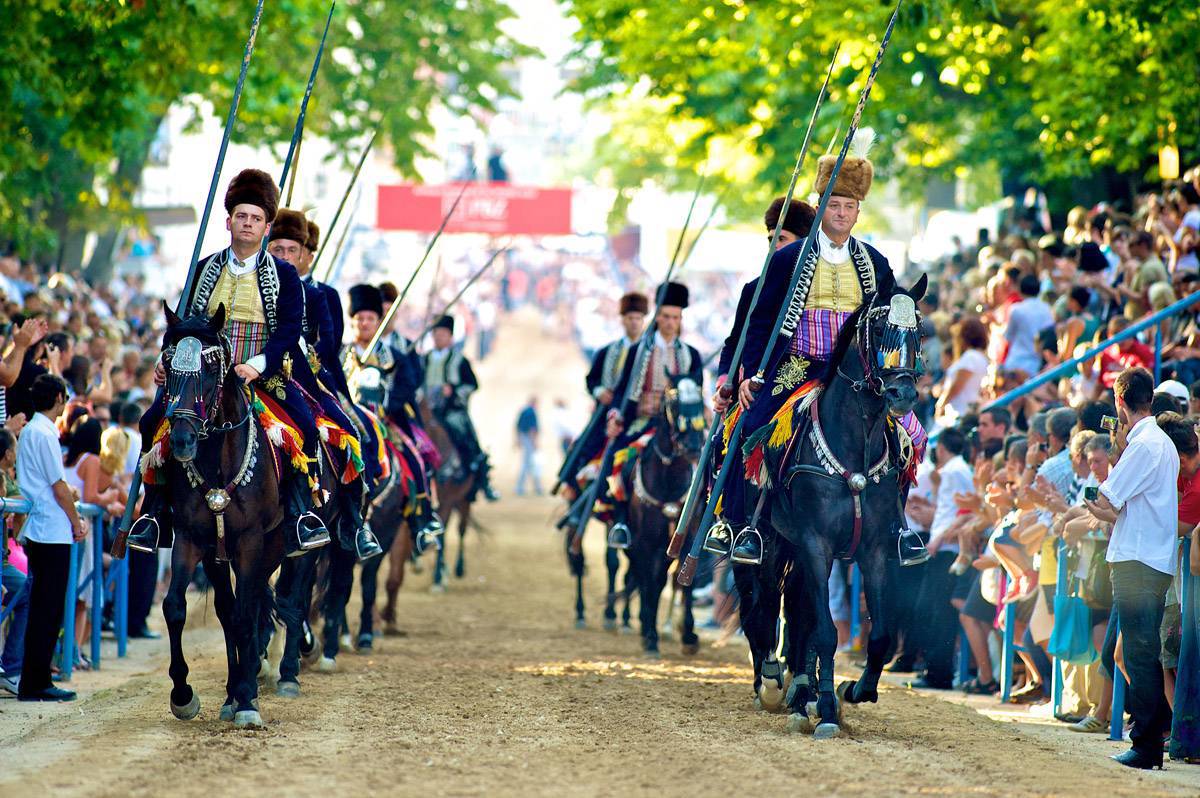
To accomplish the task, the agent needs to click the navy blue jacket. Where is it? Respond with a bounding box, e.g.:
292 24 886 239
741 237 895 382
302 276 351 396
607 337 703 425
717 279 756 382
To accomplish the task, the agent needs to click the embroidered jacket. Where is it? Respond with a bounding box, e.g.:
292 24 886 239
585 337 637 401
186 248 308 380
302 276 350 397
421 347 479 412
608 335 703 425
741 236 895 385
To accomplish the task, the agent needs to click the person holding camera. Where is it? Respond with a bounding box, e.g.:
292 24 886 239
1085 366 1179 769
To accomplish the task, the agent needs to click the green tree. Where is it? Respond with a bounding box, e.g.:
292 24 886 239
563 0 1200 219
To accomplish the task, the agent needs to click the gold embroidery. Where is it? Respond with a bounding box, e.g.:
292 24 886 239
772 355 810 396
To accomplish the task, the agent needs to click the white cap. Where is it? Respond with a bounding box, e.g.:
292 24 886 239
1156 379 1189 404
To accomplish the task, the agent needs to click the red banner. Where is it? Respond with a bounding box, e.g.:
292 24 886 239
376 183 572 235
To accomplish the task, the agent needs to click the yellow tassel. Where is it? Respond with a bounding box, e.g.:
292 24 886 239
714 494 724 516
767 412 793 450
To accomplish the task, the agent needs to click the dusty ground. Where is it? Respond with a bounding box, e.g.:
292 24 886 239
2 309 1197 797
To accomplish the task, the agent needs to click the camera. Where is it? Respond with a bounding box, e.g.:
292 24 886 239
1084 485 1099 502
1100 415 1118 432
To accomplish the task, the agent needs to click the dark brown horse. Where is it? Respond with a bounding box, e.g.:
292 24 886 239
419 399 477 591
157 306 283 729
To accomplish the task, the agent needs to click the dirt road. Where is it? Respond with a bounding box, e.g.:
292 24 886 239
2 310 1196 797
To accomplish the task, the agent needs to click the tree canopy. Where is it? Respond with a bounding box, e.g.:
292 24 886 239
0 0 530 271
564 0 1200 218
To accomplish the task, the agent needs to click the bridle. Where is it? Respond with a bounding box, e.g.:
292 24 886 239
633 381 705 521
164 335 251 441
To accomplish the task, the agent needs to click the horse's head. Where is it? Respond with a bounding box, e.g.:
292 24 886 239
662 374 707 462
161 302 233 463
858 273 927 417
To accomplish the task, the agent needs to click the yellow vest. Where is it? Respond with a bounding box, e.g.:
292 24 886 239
208 267 266 323
806 256 863 313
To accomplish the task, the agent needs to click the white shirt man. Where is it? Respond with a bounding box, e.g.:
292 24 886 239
17 410 74 544
1100 415 1179 575
931 452 973 554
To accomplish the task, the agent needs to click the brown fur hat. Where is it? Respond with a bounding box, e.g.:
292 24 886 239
813 129 875 201
305 219 320 252
224 168 279 219
764 198 817 238
268 208 309 245
619 291 649 316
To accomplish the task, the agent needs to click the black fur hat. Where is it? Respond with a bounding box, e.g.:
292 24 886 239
348 284 383 317
305 219 320 252
433 314 455 333
656 281 689 309
269 208 309 245
619 292 649 316
224 168 279 220
1078 242 1109 273
764 197 816 238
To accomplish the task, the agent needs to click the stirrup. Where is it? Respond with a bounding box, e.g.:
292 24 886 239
287 512 330 558
126 516 161 554
355 524 384 562
897 528 931 567
730 525 764 566
415 518 444 554
702 519 734 556
607 522 631 550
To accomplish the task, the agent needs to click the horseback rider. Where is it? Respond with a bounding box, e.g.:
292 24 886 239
266 208 383 561
710 139 929 566
421 315 500 502
128 168 330 557
341 284 443 552
557 291 649 504
600 282 703 549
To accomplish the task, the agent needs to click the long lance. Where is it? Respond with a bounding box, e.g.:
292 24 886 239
568 171 707 552
361 180 472 360
115 0 267 551
551 173 708 497
665 44 840 561
322 184 361 284
676 181 733 271
400 244 510 356
282 1 336 205
677 1 904 587
311 130 378 281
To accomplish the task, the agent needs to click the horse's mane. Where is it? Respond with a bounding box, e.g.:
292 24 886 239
163 313 226 349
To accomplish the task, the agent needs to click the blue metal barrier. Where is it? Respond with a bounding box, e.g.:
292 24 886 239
957 624 972 687
1051 537 1068 716
999 570 1017 702
984 289 1200 411
0 498 127 682
849 564 861 646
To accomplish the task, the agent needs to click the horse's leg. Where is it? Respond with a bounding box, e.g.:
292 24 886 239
230 538 270 728
454 501 469 579
165 539 204 720
783 563 818 732
796 535 839 738
357 545 383 650
319 544 356 669
432 503 448 592
839 546 891 705
383 523 408 634
680 578 699 656
274 556 306 697
620 558 634 632
203 555 241 717
602 545 618 631
735 562 783 711
636 538 667 657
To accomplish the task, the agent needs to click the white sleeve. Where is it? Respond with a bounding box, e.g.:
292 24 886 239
246 354 268 374
1100 441 1153 511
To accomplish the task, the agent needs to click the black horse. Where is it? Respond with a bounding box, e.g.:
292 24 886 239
624 374 707 657
740 275 927 737
157 305 284 729
565 531 635 632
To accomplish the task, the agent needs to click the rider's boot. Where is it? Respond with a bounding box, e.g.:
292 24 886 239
285 474 331 558
342 481 383 562
127 482 174 553
474 454 500 502
730 522 764 566
702 517 734 557
410 496 444 555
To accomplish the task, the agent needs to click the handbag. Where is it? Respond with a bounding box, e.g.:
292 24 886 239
1077 539 1113 610
1048 576 1099 666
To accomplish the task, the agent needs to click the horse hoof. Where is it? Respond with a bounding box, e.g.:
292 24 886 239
813 722 841 740
430 583 446 595
681 641 699 656
454 564 464 579
170 693 201 720
759 682 785 713
787 712 815 734
574 619 587 630
754 696 763 712
257 655 271 683
219 702 235 722
602 618 617 632
643 648 661 660
356 634 374 652
836 681 854 703
276 681 301 698
383 625 407 637
339 633 353 652
619 625 635 636
317 656 337 673
233 710 265 729
411 560 425 574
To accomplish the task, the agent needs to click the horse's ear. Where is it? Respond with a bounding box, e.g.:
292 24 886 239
163 301 181 329
210 303 227 332
906 273 929 303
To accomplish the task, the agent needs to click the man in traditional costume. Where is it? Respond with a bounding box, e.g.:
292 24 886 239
598 282 703 549
342 284 443 552
267 208 382 560
128 169 330 556
421 315 499 502
711 136 929 566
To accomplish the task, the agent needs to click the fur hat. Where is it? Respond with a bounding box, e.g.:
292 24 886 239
433 314 455 333
305 219 320 252
224 168 279 220
656 281 689 309
813 128 875 201
1078 242 1109 273
379 281 399 304
269 208 309 245
764 197 816 238
619 292 649 316
348 284 383 317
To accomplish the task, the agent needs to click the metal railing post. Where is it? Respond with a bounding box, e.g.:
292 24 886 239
91 514 104 668
999 573 1016 702
115 554 129 658
957 624 972 687
1154 324 1163 384
59 540 81 682
1052 537 1067 715
1109 615 1126 741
